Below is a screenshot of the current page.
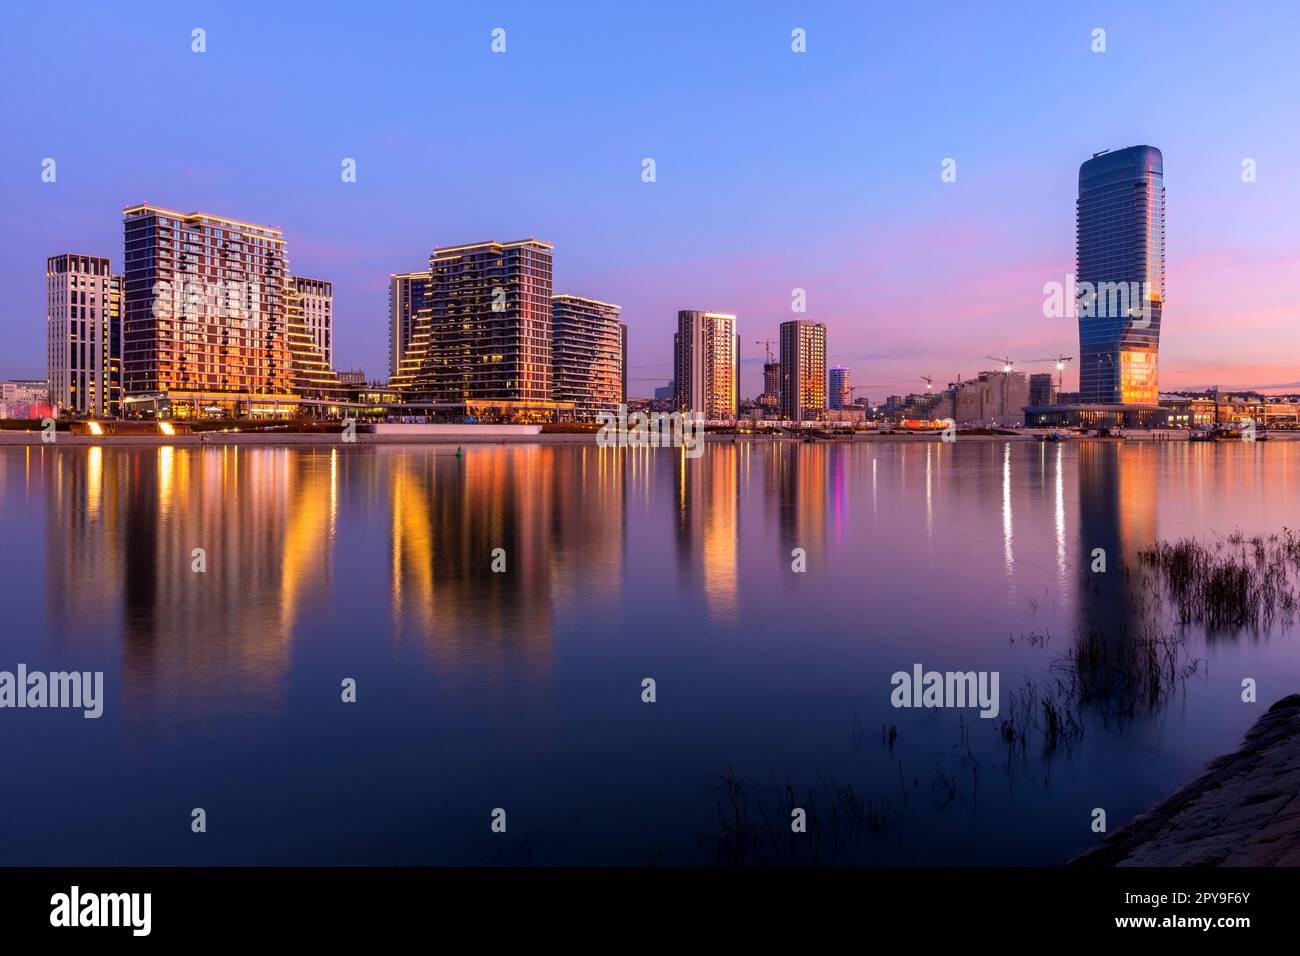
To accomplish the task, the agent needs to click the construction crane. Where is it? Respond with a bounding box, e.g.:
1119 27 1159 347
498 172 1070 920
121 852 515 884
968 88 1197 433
1011 354 1075 392
921 375 935 392
845 384 899 394
755 339 777 364
834 384 863 405
982 357 1025 421
1051 355 1072 390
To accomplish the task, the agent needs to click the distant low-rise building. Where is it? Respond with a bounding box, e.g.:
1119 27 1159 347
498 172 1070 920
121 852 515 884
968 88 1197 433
904 392 945 420
935 370 1030 427
1028 372 1057 408
1030 393 1300 430
0 379 52 419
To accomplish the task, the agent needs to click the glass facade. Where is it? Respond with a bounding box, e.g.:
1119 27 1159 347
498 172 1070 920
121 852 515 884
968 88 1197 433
779 319 826 422
286 275 345 402
121 205 291 399
673 311 738 421
828 365 850 410
391 240 554 405
388 272 429 380
551 294 622 421
291 275 333 368
1076 145 1165 405
46 254 122 417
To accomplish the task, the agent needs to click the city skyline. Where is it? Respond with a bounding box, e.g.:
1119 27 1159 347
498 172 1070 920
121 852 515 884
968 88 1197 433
4 3 1299 398
7 3 1300 909
24 163 1300 422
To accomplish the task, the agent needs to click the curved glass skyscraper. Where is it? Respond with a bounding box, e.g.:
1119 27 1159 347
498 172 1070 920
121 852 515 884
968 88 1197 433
1076 145 1165 405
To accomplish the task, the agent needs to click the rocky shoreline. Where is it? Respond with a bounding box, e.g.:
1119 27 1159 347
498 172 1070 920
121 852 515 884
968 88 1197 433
1072 695 1300 866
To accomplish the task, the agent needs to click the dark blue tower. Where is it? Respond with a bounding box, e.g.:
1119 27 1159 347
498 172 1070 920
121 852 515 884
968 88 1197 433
1076 146 1165 405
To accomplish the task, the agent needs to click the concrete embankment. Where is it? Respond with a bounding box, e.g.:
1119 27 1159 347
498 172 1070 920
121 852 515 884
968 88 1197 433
1072 695 1300 866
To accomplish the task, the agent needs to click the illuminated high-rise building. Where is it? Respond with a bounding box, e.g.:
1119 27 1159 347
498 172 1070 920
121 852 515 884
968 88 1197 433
551 294 622 420
121 204 292 413
673 310 738 420
779 319 826 422
828 365 851 410
388 271 429 380
287 276 344 402
47 254 122 417
290 275 333 368
620 322 628 404
1076 146 1164 405
392 240 555 417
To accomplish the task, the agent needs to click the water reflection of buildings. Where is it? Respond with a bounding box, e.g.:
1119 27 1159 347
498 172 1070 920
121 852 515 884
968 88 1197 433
766 442 827 564
386 446 624 666
934 442 1020 581
46 446 339 706
675 444 740 620
1076 442 1158 641
45 447 126 637
548 446 626 602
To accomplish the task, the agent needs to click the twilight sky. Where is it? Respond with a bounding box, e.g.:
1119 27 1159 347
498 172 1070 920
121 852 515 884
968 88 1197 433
2 0 1299 399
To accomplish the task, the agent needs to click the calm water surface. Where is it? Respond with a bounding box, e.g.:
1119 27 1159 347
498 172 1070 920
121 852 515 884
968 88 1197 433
2 440 1299 865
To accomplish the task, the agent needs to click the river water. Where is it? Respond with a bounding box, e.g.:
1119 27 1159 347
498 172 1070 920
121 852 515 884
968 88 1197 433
2 439 1298 864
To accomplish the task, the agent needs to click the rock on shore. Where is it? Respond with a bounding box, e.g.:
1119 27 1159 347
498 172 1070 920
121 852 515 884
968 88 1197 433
1072 694 1300 866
